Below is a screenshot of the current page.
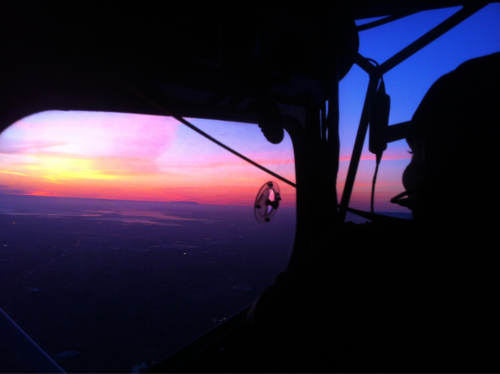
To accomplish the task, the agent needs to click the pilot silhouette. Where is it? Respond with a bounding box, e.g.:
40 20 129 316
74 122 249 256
246 51 500 372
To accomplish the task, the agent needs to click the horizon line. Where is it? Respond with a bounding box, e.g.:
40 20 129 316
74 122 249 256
0 193 298 208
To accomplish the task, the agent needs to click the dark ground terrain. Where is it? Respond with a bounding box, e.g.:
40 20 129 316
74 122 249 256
0 195 296 373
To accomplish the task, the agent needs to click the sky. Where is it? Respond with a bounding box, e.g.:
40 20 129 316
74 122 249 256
0 4 499 210
0 112 296 206
340 3 500 211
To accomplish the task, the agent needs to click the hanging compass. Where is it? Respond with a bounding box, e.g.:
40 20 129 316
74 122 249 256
254 181 281 223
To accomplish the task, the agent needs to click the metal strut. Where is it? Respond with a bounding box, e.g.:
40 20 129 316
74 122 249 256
338 3 488 223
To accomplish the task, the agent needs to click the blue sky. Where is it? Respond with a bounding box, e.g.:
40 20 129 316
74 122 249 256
339 3 500 211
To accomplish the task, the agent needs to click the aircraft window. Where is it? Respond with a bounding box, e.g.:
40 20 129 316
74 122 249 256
0 111 296 372
340 4 500 222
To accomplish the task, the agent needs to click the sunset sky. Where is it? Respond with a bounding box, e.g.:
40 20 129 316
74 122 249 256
0 4 499 210
0 112 296 207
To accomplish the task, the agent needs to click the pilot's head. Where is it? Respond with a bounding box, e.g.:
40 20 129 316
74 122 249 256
402 52 500 230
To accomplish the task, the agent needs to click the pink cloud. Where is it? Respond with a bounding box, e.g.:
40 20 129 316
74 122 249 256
1 111 298 205
169 157 295 169
0 139 68 154
9 111 180 159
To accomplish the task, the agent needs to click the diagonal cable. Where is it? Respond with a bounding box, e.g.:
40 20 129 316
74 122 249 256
117 80 410 224
117 79 297 188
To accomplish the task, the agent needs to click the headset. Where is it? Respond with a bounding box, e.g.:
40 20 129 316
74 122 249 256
367 63 418 219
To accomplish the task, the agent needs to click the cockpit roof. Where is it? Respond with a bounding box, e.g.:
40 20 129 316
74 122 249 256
0 1 482 131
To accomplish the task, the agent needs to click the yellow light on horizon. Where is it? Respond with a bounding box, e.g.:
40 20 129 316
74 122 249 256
0 170 26 176
25 156 118 181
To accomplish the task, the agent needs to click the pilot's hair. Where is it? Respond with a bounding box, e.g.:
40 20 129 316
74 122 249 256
409 52 500 228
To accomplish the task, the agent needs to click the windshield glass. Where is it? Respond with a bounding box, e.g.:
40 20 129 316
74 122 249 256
0 111 296 373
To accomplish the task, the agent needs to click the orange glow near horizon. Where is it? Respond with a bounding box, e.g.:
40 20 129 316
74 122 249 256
0 110 413 211
0 111 297 207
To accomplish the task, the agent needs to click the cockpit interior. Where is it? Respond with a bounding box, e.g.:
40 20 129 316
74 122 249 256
1 1 499 372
